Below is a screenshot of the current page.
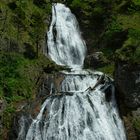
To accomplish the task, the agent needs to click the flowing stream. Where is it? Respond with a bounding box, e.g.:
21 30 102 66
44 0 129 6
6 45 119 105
17 3 126 140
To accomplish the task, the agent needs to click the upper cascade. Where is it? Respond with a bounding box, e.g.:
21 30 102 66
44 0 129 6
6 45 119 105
46 3 86 69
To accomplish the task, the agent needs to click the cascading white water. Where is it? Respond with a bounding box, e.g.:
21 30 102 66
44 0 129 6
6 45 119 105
46 3 86 69
17 3 126 140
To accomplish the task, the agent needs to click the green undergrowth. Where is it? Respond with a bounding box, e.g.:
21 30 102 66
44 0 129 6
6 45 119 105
0 52 59 102
133 117 140 138
100 4 140 65
114 3 140 64
96 64 114 77
0 0 51 49
115 28 140 64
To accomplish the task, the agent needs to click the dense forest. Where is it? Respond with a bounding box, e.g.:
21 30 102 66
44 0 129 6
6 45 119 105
0 0 140 139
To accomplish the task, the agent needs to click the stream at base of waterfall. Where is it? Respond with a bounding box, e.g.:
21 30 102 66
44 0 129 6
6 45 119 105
17 3 126 140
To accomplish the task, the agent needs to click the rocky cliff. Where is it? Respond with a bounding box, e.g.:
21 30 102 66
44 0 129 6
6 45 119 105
115 62 140 140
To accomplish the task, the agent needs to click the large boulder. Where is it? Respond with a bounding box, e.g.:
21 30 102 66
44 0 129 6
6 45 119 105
84 52 109 69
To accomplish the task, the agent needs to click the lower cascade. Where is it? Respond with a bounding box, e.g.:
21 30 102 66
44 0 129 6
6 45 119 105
17 3 126 140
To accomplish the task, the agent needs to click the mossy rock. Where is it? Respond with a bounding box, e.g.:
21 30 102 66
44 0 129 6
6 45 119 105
132 115 140 139
84 52 109 69
97 64 114 77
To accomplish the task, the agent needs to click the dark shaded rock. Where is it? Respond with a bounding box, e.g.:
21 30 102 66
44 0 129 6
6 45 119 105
0 99 7 138
84 52 109 69
99 30 128 51
36 73 65 101
132 108 140 139
132 108 140 118
0 100 6 114
123 116 138 140
23 43 36 59
115 62 140 109
104 85 113 102
10 113 32 140
115 62 140 140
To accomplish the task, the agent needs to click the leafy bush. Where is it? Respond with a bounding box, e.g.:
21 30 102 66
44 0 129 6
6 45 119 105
133 117 140 137
105 18 123 39
0 0 51 53
97 64 114 77
115 29 140 63
0 53 31 102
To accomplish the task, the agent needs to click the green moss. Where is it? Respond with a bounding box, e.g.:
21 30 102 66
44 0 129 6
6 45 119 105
117 13 140 30
133 117 140 137
0 53 30 101
0 52 60 103
115 29 140 64
96 64 114 77
101 47 115 58
132 0 140 7
2 105 16 129
115 45 140 64
108 5 140 64
105 18 123 38
0 0 51 51
128 28 140 40
0 104 16 139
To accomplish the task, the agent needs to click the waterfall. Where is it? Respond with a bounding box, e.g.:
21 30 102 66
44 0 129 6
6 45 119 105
46 3 86 69
17 3 126 140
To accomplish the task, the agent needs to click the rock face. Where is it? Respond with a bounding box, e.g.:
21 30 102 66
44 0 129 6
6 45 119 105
115 62 140 109
84 52 109 69
115 62 140 140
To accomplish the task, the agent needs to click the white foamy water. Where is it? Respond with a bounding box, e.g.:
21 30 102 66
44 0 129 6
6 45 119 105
46 3 86 69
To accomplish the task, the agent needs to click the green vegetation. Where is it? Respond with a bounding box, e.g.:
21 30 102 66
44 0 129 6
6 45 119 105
68 0 114 36
97 64 114 77
133 117 140 138
0 0 51 52
115 28 140 63
113 3 140 64
0 52 59 102
0 0 53 101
